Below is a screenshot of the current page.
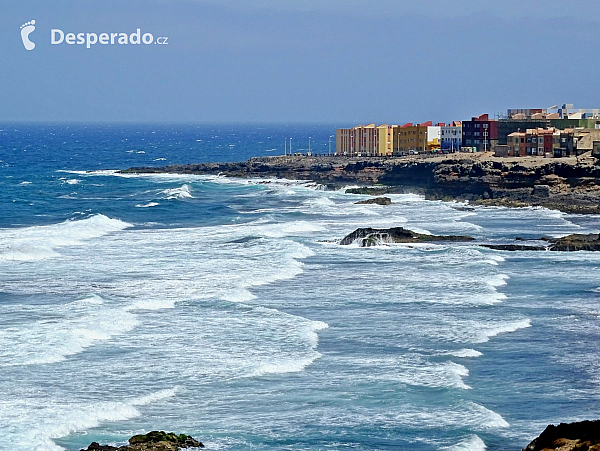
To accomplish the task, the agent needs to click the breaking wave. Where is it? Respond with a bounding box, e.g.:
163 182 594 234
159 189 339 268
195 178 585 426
0 215 132 261
162 184 193 200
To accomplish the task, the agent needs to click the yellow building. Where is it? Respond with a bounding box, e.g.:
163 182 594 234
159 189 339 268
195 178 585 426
336 124 396 156
392 122 429 154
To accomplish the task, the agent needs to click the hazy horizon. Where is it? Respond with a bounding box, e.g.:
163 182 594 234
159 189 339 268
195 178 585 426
3 0 600 124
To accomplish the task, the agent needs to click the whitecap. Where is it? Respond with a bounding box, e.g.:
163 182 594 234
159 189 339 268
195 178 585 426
162 184 193 200
0 214 132 261
447 348 483 358
444 434 487 451
2 388 178 451
0 294 138 366
486 273 509 288
135 202 159 208
476 318 532 343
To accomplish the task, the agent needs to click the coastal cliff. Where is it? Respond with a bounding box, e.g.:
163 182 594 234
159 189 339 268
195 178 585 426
122 153 600 214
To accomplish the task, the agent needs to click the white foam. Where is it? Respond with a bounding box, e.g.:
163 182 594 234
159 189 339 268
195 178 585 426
0 294 138 366
135 202 159 208
2 388 178 451
248 354 322 377
63 179 80 185
487 273 509 287
0 214 132 261
444 434 487 451
244 220 324 238
476 318 532 343
18 181 32 185
162 184 193 200
245 307 328 377
447 348 483 358
126 298 176 310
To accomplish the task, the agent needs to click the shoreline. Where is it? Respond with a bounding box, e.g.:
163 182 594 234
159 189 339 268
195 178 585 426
121 153 600 214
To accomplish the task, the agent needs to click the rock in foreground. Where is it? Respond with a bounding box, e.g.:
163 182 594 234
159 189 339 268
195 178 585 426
339 227 474 247
355 197 392 205
80 431 204 451
523 420 600 450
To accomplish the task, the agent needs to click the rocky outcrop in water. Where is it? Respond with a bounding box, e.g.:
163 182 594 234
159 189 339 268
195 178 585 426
483 234 600 252
355 197 392 205
339 227 474 247
548 233 600 251
122 154 600 214
480 244 547 251
79 431 204 451
523 420 600 450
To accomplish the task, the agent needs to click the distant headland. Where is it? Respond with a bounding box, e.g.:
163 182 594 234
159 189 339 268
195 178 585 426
121 152 600 214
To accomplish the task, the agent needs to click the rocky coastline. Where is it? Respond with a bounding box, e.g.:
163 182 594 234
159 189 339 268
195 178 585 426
121 153 600 214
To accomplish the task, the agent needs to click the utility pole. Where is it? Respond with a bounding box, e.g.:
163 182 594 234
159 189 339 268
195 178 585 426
290 137 293 155
284 138 287 156
329 135 333 156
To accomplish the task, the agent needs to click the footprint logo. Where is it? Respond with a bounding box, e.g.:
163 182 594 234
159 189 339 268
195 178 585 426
20 20 36 50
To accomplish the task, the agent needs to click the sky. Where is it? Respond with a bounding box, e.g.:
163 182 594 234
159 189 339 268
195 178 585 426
1 0 600 124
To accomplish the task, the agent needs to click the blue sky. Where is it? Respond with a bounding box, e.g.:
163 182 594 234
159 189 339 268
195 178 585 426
1 0 599 123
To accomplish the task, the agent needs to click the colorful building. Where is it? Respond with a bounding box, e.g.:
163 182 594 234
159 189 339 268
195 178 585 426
502 127 580 157
462 114 498 152
440 121 462 152
393 122 429 155
336 124 396 156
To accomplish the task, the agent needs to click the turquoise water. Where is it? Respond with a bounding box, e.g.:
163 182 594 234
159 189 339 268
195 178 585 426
1 124 599 451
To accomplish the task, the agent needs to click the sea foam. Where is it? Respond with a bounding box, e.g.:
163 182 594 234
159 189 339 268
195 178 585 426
0 214 132 261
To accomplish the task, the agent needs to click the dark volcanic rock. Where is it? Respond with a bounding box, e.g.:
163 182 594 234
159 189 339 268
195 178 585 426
480 244 546 251
339 227 474 247
345 187 391 195
355 197 392 205
80 431 203 451
523 420 600 450
549 233 600 251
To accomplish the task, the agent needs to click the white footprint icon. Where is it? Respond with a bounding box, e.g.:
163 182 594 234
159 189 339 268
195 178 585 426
20 20 36 51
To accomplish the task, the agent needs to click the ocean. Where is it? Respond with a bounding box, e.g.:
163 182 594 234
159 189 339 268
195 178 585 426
1 123 599 451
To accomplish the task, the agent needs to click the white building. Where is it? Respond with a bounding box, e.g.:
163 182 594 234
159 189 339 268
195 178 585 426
441 121 462 152
426 125 441 149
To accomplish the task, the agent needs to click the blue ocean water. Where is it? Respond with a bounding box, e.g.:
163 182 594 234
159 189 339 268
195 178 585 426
1 124 599 451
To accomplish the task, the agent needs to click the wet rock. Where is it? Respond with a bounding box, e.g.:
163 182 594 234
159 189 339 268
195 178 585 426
80 431 204 451
523 420 600 450
480 244 546 251
355 197 392 205
549 233 600 251
345 186 391 195
339 227 474 247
